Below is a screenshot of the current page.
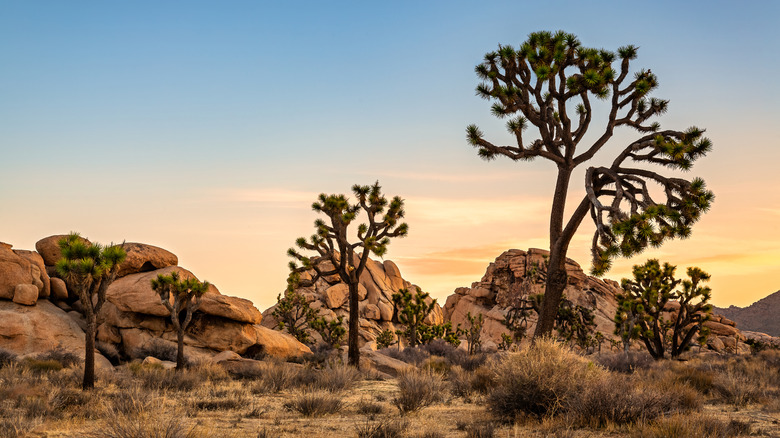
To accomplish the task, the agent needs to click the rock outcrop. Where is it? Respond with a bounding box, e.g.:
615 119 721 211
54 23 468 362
0 235 311 365
262 256 444 347
443 249 753 354
714 291 780 337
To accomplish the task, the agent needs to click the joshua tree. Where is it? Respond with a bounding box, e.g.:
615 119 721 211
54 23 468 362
467 31 713 338
55 233 126 389
150 272 210 370
287 182 408 367
310 315 347 350
465 312 485 355
616 259 712 359
392 288 436 348
272 289 318 344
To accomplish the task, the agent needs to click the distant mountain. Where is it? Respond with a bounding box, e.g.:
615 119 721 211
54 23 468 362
714 291 780 337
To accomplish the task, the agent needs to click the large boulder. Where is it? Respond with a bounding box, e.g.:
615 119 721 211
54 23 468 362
13 250 50 298
0 243 44 303
0 300 111 369
116 243 178 278
35 234 90 266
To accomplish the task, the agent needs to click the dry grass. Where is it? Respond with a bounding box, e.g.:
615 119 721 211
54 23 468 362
0 343 778 437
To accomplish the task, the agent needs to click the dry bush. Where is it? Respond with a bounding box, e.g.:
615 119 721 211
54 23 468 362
0 348 18 368
190 385 249 411
133 339 183 364
97 404 199 438
420 356 451 375
449 365 495 399
487 339 600 420
356 398 385 415
0 413 42 438
569 372 701 428
354 416 409 438
108 385 153 414
595 351 654 373
631 413 750 438
36 348 82 368
250 361 301 394
311 364 361 392
381 346 430 365
463 422 496 438
283 391 343 417
133 366 200 392
393 367 447 414
21 358 63 373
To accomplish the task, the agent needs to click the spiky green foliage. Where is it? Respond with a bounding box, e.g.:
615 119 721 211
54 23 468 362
420 321 462 347
310 315 347 350
616 259 712 359
467 30 713 338
272 290 318 345
555 299 596 349
392 288 436 348
375 329 397 350
56 232 126 389
465 312 484 355
286 181 408 368
150 272 210 370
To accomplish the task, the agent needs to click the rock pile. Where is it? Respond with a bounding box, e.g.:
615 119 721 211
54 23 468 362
443 249 753 354
0 235 309 365
262 257 444 347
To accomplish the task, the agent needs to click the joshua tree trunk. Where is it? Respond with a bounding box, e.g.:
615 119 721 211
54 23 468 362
83 318 96 390
176 328 185 370
347 281 360 369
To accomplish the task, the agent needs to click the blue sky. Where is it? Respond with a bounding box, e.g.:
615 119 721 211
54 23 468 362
2 1 779 309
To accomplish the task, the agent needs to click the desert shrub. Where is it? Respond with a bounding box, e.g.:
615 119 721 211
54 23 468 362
393 368 447 414
449 365 495 399
421 356 451 375
98 405 199 438
413 431 445 438
311 364 360 392
0 348 17 368
381 346 430 366
136 367 200 392
631 413 749 438
22 358 63 373
191 398 244 411
595 351 654 373
191 363 231 383
356 398 385 415
108 385 152 415
569 371 701 428
0 413 42 438
283 391 343 417
250 361 301 394
712 365 767 405
487 339 600 419
354 417 408 438
37 348 81 368
464 422 496 438
669 364 715 394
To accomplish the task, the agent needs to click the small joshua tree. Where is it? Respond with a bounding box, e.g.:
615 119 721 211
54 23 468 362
468 31 713 339
310 315 347 350
465 312 485 355
616 259 712 359
375 329 397 350
392 288 436 348
150 272 210 370
56 233 126 389
287 182 408 368
273 289 318 344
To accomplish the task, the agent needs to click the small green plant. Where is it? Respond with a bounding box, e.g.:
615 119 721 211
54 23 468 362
310 315 346 349
465 312 484 355
393 288 436 348
272 289 317 345
375 329 397 350
393 368 446 414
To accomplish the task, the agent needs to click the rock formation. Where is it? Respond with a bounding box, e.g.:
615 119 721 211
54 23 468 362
714 291 780 337
262 257 444 347
443 249 753 354
0 235 310 365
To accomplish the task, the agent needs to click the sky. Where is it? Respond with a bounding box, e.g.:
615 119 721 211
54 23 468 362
1 1 779 311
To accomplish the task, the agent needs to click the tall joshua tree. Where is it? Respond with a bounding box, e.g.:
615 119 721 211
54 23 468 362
467 31 713 338
56 233 126 390
150 272 210 370
287 182 408 368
